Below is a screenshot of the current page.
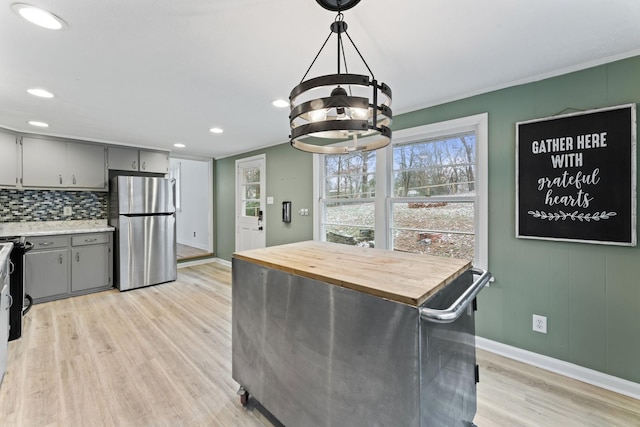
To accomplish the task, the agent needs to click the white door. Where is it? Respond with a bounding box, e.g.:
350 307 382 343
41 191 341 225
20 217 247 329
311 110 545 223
235 154 266 252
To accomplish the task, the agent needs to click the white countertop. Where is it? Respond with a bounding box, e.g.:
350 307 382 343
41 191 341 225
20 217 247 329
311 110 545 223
0 220 114 238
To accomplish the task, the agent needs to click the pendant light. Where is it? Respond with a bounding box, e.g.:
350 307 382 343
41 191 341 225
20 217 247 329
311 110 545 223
289 0 392 154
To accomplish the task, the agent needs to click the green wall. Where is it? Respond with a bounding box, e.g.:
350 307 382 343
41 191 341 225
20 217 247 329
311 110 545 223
215 56 640 383
214 143 313 261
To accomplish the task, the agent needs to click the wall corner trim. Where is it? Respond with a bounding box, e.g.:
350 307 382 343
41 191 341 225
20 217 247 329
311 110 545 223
476 337 640 400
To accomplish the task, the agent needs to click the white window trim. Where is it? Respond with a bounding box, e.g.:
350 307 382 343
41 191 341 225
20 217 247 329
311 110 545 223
313 112 488 269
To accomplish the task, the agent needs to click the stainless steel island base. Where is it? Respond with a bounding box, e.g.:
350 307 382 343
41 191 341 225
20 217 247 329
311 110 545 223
232 244 488 427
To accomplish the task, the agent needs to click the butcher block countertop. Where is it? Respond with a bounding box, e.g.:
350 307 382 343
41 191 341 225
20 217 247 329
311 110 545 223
233 241 472 307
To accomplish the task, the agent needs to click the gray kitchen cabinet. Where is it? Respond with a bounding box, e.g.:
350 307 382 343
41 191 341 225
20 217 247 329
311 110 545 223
71 233 112 293
21 137 67 188
1 253 10 385
139 150 169 174
66 142 107 189
107 147 169 174
26 247 69 302
26 232 113 304
0 130 18 187
21 137 107 190
107 146 139 171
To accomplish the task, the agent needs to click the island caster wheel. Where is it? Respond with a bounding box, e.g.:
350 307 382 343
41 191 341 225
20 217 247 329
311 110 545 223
237 386 249 406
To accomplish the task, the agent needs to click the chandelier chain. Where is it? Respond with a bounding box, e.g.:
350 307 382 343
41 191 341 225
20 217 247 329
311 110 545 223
299 31 333 84
343 30 374 79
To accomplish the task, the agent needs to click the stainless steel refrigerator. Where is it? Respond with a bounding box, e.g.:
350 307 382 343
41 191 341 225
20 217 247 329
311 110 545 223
109 176 177 291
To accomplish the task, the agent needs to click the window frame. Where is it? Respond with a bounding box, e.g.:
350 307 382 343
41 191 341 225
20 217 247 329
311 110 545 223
313 113 488 269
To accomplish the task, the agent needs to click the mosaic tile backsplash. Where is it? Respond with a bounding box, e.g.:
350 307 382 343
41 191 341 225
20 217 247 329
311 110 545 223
0 189 107 222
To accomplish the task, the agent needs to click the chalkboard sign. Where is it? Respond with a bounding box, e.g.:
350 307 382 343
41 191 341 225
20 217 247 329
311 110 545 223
516 104 636 246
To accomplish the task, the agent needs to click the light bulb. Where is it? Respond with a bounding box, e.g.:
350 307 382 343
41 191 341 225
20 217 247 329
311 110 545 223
309 109 327 122
350 107 369 120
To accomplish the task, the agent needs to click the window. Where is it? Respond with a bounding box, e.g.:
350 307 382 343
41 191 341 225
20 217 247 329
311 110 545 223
314 113 488 268
319 151 377 247
390 133 476 260
241 166 261 217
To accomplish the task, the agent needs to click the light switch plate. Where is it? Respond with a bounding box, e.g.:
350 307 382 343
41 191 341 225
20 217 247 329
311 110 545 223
267 196 274 205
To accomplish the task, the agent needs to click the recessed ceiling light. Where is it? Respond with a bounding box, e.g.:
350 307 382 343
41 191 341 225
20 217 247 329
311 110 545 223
27 88 54 98
272 99 289 108
28 120 49 127
173 143 186 148
209 127 223 134
11 3 67 30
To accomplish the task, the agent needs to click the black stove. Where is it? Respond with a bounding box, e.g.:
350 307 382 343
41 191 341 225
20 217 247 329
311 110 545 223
0 236 33 341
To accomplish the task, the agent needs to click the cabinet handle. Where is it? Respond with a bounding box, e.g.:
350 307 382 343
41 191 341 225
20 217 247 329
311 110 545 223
39 242 54 247
72 175 77 185
59 254 63 264
132 161 137 170
142 161 146 170
84 238 98 243
59 174 63 184
76 252 80 262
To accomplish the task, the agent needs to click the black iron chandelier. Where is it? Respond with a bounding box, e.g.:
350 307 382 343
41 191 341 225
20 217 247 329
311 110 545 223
289 0 393 154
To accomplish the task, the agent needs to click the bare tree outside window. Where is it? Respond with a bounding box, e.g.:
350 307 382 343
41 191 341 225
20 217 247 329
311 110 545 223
391 133 476 260
322 151 376 246
320 132 477 261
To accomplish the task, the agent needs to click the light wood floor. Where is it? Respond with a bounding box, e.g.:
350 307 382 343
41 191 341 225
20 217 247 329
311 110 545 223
176 243 211 260
1 263 638 426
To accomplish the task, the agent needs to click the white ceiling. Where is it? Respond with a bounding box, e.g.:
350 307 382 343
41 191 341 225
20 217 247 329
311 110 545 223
1 0 640 159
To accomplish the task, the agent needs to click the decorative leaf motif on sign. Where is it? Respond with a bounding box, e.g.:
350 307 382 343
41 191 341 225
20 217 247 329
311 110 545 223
527 210 617 222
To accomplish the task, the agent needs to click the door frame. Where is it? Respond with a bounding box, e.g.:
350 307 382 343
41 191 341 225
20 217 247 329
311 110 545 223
235 154 266 251
169 155 215 256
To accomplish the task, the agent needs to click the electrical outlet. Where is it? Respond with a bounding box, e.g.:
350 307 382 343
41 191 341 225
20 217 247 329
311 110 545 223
533 314 547 334
63 206 72 216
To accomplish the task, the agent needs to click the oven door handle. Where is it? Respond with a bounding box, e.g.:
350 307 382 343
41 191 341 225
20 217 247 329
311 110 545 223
419 267 491 324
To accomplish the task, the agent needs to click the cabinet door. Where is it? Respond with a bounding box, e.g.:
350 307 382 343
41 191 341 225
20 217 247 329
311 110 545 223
0 283 8 383
108 146 139 171
140 150 169 174
22 137 66 187
71 245 110 292
66 142 106 189
0 131 17 187
25 249 69 301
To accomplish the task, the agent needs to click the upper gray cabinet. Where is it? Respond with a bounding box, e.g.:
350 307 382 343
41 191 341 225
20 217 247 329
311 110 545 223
107 147 169 174
0 131 18 187
22 137 107 190
139 150 169 174
107 146 138 171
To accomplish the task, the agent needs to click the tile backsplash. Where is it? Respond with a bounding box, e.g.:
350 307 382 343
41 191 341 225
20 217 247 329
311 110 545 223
0 189 107 222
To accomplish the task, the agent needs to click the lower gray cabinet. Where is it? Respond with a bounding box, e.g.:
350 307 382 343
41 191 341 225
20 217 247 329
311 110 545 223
26 232 113 303
26 248 69 301
71 234 111 292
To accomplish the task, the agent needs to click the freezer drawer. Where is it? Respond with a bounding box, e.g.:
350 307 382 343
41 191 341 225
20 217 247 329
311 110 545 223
115 176 175 215
116 214 176 290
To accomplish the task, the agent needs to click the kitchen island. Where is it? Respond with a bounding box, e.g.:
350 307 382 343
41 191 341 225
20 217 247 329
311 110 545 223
232 241 490 427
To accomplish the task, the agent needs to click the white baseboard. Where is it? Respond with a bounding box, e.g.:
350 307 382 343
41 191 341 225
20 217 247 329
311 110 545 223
215 258 232 268
476 337 640 400
178 257 231 269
